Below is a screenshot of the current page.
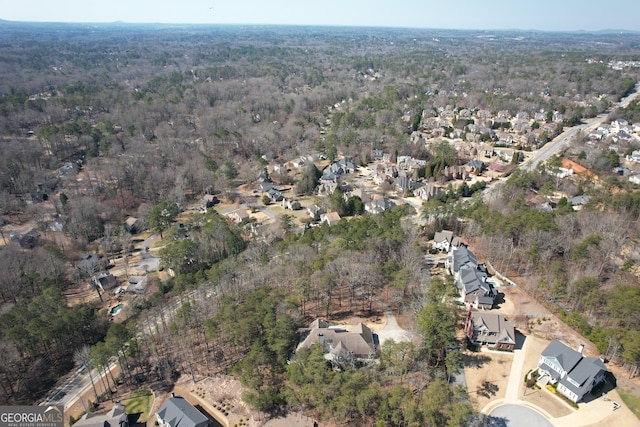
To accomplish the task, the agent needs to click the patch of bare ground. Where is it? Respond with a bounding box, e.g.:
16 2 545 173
463 349 511 410
64 283 101 306
171 376 323 427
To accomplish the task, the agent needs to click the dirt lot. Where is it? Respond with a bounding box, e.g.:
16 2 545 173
172 376 323 427
464 349 512 410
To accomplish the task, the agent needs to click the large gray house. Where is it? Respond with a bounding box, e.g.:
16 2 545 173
156 396 208 427
447 245 497 309
537 340 608 403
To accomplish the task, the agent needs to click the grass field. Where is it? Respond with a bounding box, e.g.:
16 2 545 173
121 389 154 424
618 386 640 419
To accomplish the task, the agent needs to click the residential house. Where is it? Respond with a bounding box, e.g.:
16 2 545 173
365 198 395 215
266 188 284 202
464 310 516 351
282 197 301 210
537 340 608 403
347 188 371 204
258 180 273 193
321 212 341 226
448 245 497 309
127 276 148 294
384 165 399 179
322 157 357 181
15 229 40 249
199 194 218 210
74 401 128 427
125 217 140 234
394 175 413 193
58 162 79 179
496 131 514 146
627 150 640 163
307 204 326 221
94 272 117 291
372 149 385 160
440 165 468 182
156 396 208 427
415 180 443 201
296 319 378 366
226 209 249 223
552 111 564 123
466 159 485 173
567 195 591 211
432 230 461 252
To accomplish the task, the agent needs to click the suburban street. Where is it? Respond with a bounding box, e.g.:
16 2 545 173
523 83 640 172
40 286 206 409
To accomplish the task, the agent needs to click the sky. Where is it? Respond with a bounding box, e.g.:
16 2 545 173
2 0 640 32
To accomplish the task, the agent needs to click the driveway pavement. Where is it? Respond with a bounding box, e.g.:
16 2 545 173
374 303 413 345
487 404 554 427
504 335 528 402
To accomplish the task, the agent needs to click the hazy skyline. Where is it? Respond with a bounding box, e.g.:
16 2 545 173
2 0 640 32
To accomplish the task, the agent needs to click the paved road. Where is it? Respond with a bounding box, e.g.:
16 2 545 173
41 286 206 408
522 83 640 172
487 404 554 427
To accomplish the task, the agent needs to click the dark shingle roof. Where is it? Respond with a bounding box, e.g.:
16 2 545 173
157 397 208 427
541 340 582 374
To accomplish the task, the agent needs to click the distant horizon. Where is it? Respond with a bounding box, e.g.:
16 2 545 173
1 18 638 35
3 0 640 33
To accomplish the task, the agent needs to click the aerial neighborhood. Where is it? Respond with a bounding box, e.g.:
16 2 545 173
2 21 640 427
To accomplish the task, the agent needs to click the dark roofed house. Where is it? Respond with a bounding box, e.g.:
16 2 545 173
538 340 608 403
94 272 117 291
200 194 219 210
74 401 128 427
156 396 208 427
448 245 496 309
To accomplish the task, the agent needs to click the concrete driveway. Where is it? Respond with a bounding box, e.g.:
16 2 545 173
375 303 413 345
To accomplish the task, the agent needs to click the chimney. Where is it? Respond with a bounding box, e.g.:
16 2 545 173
578 344 584 355
170 392 175 398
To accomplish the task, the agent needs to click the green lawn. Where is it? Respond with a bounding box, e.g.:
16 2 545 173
121 389 154 424
618 386 640 419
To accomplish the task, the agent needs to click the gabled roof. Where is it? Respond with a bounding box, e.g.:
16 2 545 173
539 340 607 401
541 339 583 375
434 230 454 244
451 246 478 273
74 402 127 427
297 320 377 359
157 397 208 427
468 311 515 346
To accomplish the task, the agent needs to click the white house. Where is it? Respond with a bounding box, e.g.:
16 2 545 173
538 340 607 403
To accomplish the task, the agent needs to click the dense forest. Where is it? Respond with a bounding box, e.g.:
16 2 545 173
2 21 640 426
